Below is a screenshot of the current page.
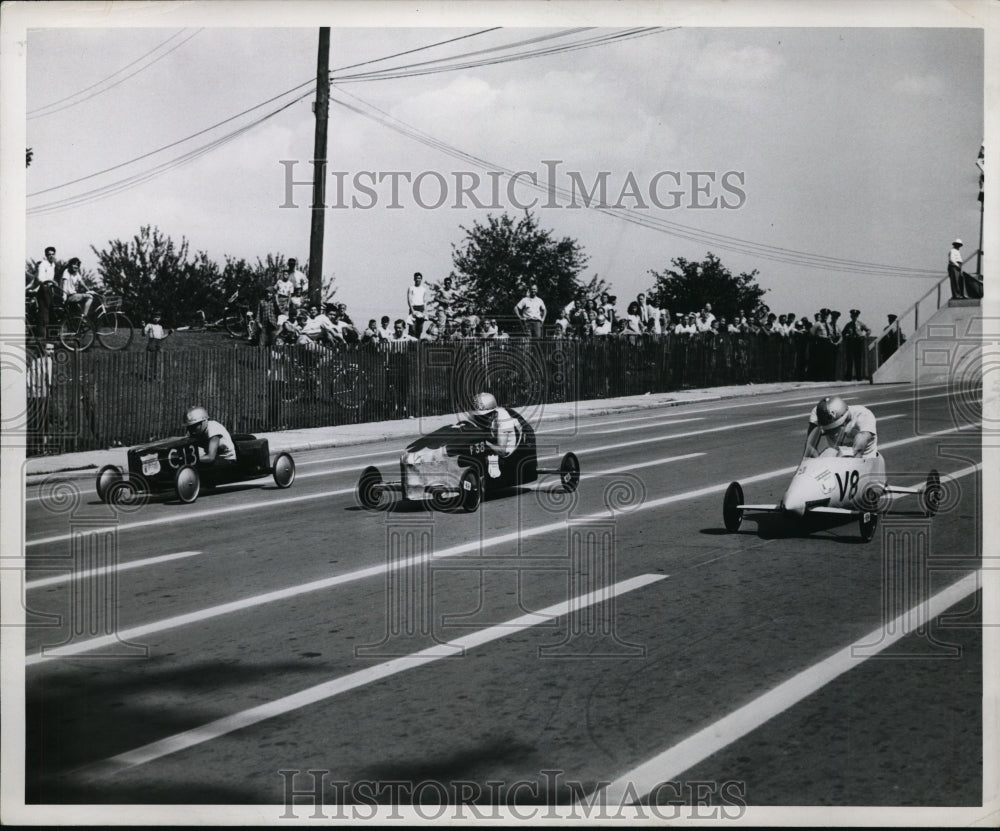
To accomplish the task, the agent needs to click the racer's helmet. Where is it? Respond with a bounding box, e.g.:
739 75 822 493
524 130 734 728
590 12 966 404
815 396 849 433
472 392 498 416
184 406 210 434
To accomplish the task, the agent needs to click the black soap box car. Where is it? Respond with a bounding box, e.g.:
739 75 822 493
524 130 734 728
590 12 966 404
96 433 295 504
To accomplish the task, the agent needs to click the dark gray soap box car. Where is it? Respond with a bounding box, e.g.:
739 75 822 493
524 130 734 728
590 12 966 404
356 408 580 512
95 433 295 504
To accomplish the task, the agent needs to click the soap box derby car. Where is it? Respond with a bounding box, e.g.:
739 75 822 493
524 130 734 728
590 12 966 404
357 407 580 512
95 433 296 504
723 447 941 542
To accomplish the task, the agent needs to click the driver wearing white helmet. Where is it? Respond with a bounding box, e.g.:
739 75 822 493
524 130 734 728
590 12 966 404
460 392 521 477
184 406 238 467
804 395 877 458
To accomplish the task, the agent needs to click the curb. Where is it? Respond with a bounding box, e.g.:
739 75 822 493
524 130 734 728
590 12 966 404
23 382 853 485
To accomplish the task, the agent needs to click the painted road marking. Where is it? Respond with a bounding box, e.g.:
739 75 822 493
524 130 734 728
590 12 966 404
79 573 667 774
25 551 202 590
25 445 979 665
588 570 981 806
587 417 705 435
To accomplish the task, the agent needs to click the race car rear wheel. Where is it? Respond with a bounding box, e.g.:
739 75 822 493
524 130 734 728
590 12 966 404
559 452 581 492
357 465 388 511
175 465 201 504
272 452 296 488
921 468 942 517
723 481 744 532
96 464 123 502
105 479 143 509
859 510 879 542
459 468 482 513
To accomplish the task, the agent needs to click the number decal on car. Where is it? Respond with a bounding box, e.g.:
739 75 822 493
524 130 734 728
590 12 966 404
835 469 860 501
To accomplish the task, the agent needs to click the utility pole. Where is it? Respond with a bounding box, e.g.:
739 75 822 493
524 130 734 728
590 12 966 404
308 27 330 307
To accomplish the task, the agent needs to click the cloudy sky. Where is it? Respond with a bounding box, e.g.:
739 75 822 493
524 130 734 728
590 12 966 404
15 3 987 330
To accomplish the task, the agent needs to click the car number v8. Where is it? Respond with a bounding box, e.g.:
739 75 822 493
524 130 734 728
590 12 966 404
836 469 860 501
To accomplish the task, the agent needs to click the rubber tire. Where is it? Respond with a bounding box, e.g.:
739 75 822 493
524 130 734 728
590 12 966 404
96 464 122 502
357 465 387 511
559 452 581 492
175 465 201 504
922 469 942 517
459 468 482 513
106 479 137 506
723 481 745 532
859 510 879 543
224 314 246 338
272 452 296 488
95 312 134 351
59 316 95 352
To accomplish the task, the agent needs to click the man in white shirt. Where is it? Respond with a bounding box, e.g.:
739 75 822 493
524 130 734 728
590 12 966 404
275 263 296 314
947 238 978 299
407 272 429 337
515 283 547 339
288 259 308 312
300 305 343 346
592 311 612 336
377 316 393 341
184 406 238 469
28 246 58 339
804 396 877 458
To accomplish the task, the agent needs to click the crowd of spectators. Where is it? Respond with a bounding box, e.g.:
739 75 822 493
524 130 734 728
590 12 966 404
253 268 888 382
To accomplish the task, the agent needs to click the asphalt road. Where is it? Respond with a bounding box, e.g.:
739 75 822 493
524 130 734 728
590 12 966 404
19 382 984 814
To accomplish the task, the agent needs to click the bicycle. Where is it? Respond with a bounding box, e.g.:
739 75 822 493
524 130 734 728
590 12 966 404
221 291 258 341
59 292 134 352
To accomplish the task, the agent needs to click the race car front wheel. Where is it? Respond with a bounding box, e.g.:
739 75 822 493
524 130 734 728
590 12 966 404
723 481 744 532
175 465 201 504
459 468 482 513
859 510 879 543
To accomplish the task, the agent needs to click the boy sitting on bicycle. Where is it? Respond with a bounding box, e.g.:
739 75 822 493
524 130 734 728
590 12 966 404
60 258 94 318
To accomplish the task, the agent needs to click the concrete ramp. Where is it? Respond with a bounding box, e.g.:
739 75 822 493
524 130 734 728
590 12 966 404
873 300 983 388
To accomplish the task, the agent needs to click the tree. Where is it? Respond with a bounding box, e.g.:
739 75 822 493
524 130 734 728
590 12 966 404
90 226 340 327
646 252 768 321
446 211 591 323
92 226 215 326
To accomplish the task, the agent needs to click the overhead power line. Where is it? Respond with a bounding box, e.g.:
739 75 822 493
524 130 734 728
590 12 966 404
28 29 203 119
327 89 942 280
331 28 670 83
27 28 504 202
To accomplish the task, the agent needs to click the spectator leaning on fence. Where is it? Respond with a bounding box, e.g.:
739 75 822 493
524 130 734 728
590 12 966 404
515 283 546 339
377 315 393 341
390 318 418 344
361 319 379 343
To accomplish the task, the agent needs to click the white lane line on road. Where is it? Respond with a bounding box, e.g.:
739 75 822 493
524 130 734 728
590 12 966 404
590 570 981 806
25 444 978 665
586 417 704 435
26 486 355 548
24 551 202 590
25 448 704 548
21 452 695 664
80 573 667 775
